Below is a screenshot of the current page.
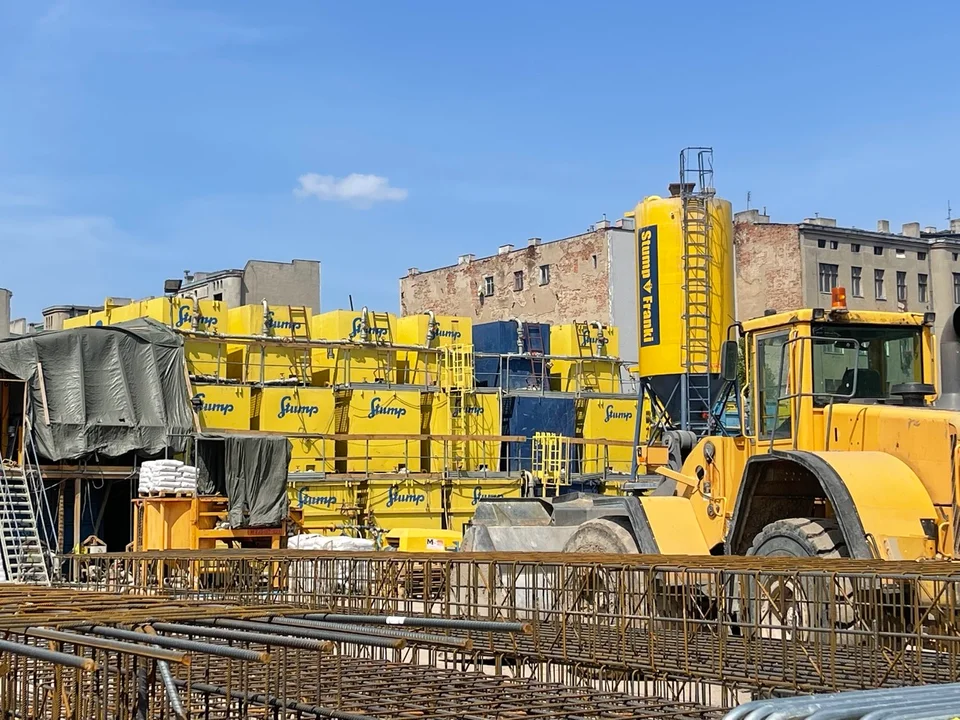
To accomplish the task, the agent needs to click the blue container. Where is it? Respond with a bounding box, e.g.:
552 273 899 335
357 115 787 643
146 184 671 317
473 321 551 388
501 396 575 472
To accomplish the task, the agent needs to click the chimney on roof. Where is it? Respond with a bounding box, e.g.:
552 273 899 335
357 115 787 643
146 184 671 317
877 219 890 233
902 222 921 238
951 219 960 234
924 226 938 235
497 244 514 255
407 267 419 276
614 217 636 231
594 219 610 230
458 254 475 265
804 217 837 227
528 237 541 247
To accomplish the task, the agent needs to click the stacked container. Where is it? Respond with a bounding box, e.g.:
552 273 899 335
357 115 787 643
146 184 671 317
191 384 252 432
427 391 501 472
254 387 335 472
311 310 397 385
549 324 622 393
395 314 472 385
340 388 421 473
501 396 576 472
227 304 312 383
473 320 551 389
579 397 640 475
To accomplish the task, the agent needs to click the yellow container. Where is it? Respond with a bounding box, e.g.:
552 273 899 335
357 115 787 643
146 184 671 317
254 387 335 472
192 384 252 431
429 392 501 471
287 478 362 534
550 323 620 358
550 324 622 392
396 315 472 385
63 308 111 329
384 527 462 551
311 310 397 385
343 389 421 472
366 477 444 531
445 478 523 535
226 305 312 383
627 194 735 377
580 397 639 474
138 297 227 333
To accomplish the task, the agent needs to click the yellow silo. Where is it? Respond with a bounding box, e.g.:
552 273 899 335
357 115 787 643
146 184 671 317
627 190 735 378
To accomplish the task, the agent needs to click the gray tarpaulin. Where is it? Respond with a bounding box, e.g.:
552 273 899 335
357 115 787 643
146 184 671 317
196 434 290 527
0 319 193 462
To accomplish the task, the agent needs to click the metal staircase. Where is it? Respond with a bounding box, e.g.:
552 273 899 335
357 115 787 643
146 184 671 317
680 147 716 433
0 461 50 584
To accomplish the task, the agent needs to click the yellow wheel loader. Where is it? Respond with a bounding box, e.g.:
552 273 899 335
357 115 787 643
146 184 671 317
465 294 955 565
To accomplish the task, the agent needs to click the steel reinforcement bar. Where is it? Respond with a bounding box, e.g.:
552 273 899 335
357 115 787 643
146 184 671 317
66 550 960 695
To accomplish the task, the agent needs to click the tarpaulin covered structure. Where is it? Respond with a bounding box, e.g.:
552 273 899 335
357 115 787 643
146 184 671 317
0 319 193 462
195 434 291 527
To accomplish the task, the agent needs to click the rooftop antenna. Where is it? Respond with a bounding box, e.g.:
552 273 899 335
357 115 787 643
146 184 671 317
746 190 751 210
948 201 953 223
348 294 354 311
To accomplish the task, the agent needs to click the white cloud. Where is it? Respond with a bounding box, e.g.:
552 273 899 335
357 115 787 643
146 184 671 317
294 173 408 207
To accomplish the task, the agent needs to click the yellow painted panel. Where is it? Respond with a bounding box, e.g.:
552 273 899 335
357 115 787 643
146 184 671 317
632 195 734 377
287 479 362 533
812 451 937 560
255 387 335 433
366 477 444 530
384 528 462 551
550 324 619 358
192 384 252 431
639 496 711 555
345 389 421 472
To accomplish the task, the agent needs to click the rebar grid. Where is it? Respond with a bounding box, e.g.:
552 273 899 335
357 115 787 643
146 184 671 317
66 551 960 695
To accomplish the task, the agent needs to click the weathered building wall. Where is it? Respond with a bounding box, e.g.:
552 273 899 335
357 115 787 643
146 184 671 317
400 230 612 324
243 259 321 312
734 220 803 321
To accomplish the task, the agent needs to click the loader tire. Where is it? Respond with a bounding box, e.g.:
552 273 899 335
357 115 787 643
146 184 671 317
562 518 639 555
743 517 858 643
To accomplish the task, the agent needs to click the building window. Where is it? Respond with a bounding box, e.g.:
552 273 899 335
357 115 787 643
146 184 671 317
513 270 524 291
483 276 494 297
539 264 550 286
851 243 860 253
817 239 826 249
851 267 862 297
918 274 928 303
896 271 907 303
874 246 884 256
955 253 959 262
918 251 927 261
818 263 839 293
954 273 960 304
875 269 885 300
213 292 223 301
830 240 839 250
895 248 906 259
592 254 598 269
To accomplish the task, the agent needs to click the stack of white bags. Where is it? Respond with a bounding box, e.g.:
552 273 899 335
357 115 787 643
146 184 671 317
138 460 199 495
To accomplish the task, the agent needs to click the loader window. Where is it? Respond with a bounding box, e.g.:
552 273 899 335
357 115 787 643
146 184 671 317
756 332 792 439
811 324 922 404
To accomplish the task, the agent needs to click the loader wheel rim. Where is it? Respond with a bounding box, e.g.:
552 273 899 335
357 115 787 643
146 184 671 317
757 576 805 640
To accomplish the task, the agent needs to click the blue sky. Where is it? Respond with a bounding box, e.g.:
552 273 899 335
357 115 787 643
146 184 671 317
1 1 958 321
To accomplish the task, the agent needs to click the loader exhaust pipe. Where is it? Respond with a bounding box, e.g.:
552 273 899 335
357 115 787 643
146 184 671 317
939 307 960 410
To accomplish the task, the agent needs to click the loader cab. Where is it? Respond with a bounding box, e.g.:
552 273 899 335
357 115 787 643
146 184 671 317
734 298 936 452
